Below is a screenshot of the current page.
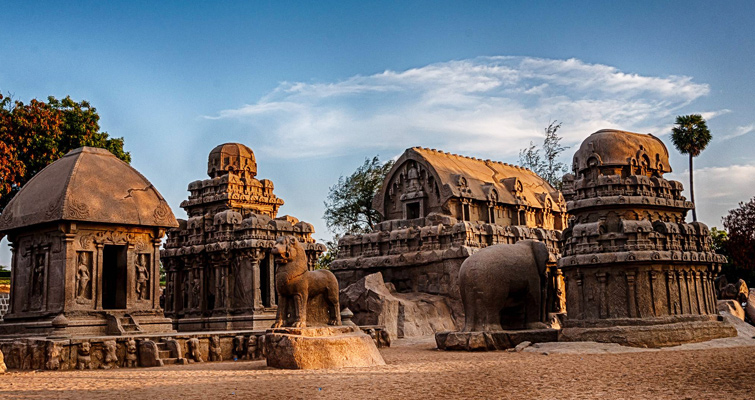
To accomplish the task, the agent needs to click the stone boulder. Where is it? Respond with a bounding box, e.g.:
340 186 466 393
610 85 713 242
746 289 755 323
264 326 385 369
0 347 6 373
717 299 745 321
340 272 461 339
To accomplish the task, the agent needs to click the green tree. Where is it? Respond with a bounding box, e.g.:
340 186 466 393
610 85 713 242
323 155 395 236
671 114 711 222
518 121 569 189
0 94 129 212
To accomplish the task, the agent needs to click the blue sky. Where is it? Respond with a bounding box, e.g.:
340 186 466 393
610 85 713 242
2 1 755 265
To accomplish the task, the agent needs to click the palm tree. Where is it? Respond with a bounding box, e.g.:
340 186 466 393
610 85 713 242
671 114 712 222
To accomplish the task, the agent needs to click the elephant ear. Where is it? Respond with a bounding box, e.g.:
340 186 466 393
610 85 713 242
529 240 549 276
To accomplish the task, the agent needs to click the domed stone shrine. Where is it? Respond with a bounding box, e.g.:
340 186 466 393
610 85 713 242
558 130 736 347
161 143 325 331
0 147 178 337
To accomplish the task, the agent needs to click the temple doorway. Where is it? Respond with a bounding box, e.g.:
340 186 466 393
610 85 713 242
102 245 127 309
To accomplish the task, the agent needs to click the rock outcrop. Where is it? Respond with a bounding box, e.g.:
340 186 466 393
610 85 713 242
340 272 461 339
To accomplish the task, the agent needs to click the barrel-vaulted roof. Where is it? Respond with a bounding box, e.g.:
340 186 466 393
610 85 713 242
0 147 178 232
373 147 565 214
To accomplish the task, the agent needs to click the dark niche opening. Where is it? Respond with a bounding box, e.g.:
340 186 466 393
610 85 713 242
406 202 421 220
102 245 127 309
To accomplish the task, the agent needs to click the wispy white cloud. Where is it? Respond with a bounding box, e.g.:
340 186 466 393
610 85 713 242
667 164 755 226
207 56 714 159
720 123 755 141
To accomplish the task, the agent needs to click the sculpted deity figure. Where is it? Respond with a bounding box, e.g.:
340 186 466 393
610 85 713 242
124 339 138 368
216 269 226 309
32 254 45 296
76 252 91 300
191 277 201 308
135 254 150 300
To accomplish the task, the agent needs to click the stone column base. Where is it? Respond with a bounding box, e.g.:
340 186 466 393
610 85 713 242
263 325 385 369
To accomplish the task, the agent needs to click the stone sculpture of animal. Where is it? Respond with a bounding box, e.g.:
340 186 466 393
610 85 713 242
187 338 203 362
209 336 222 362
459 239 550 331
76 342 92 370
45 341 61 370
271 236 341 328
101 340 118 369
124 338 138 368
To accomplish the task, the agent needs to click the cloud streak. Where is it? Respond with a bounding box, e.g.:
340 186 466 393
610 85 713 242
208 56 714 159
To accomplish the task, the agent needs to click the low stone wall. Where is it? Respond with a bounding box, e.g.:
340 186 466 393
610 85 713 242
0 325 390 371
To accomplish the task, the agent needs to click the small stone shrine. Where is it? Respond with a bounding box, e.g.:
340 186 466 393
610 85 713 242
161 143 326 331
263 236 385 369
558 129 736 347
332 147 566 302
0 147 177 337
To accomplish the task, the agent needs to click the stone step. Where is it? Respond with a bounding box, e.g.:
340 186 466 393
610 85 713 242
156 342 168 351
158 350 172 359
162 357 178 365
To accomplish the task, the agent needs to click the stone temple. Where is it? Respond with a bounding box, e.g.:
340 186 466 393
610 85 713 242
558 129 736 346
0 147 177 337
333 147 567 304
161 143 325 331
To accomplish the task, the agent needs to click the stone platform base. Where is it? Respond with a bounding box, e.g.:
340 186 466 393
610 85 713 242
560 316 737 348
435 329 559 351
264 326 385 369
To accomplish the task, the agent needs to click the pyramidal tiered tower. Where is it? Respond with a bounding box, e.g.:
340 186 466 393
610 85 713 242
558 129 735 347
161 143 325 331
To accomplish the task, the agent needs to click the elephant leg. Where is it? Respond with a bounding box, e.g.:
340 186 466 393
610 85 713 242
525 280 541 327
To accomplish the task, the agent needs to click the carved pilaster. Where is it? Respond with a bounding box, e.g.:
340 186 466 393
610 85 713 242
626 271 637 318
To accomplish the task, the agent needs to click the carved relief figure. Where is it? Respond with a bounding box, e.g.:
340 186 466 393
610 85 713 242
76 342 92 370
76 252 91 301
245 335 258 360
216 269 226 309
135 254 150 300
124 339 138 368
232 336 245 360
191 277 201 309
30 253 46 309
209 336 222 361
271 236 341 328
45 341 61 370
165 280 174 311
101 340 118 369
187 338 203 362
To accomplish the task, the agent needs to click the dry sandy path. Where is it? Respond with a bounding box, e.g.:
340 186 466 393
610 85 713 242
1 336 754 399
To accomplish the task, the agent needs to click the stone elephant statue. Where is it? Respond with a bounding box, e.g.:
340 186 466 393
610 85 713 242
459 239 549 331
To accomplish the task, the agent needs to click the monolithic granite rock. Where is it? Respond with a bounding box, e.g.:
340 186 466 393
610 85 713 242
746 289 755 323
717 300 745 321
0 147 177 337
264 326 385 369
558 129 736 347
0 347 6 373
263 236 384 369
340 272 460 339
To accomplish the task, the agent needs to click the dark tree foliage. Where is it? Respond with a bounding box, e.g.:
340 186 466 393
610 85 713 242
0 94 129 212
671 114 712 222
518 121 569 189
723 197 755 271
315 235 340 270
323 156 395 236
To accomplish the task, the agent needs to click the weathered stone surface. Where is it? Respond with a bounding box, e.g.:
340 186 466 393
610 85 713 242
0 146 177 338
340 272 459 339
138 340 164 367
746 289 755 323
559 319 737 348
162 143 325 331
459 240 549 331
264 326 385 369
435 329 558 351
0 347 6 373
717 300 745 321
558 129 728 347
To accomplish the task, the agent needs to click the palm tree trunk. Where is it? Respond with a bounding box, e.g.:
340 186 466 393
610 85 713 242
689 154 697 222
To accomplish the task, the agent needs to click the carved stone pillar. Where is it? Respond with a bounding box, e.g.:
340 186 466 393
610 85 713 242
596 272 608 318
625 271 637 318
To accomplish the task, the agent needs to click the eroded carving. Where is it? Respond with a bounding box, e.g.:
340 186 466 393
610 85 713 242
76 342 92 370
208 336 222 361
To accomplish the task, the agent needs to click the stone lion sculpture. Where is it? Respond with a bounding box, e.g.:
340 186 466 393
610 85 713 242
271 236 341 328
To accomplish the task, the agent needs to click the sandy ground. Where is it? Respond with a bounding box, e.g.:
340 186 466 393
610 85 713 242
2 332 755 400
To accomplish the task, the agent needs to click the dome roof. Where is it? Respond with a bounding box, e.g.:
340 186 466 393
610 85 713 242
207 143 257 178
572 129 671 174
0 147 178 232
